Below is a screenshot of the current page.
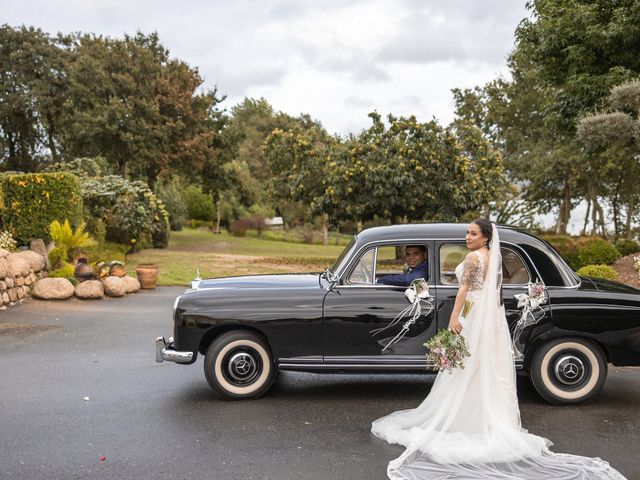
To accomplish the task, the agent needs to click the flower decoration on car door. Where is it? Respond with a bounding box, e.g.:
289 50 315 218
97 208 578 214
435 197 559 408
370 279 435 351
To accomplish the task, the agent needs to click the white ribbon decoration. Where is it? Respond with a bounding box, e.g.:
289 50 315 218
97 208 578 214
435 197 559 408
512 280 548 357
370 279 435 352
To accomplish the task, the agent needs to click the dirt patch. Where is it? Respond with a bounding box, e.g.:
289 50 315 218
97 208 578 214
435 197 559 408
612 254 640 289
0 322 59 337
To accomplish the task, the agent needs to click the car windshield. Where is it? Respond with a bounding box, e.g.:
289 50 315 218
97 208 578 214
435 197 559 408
330 236 357 275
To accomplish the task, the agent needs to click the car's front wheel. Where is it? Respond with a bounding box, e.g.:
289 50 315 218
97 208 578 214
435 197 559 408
530 337 607 405
204 330 276 400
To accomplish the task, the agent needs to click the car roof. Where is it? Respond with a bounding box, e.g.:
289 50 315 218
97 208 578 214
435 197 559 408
355 223 535 245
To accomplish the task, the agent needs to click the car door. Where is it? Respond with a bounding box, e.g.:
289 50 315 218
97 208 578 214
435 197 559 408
434 241 538 356
322 241 437 369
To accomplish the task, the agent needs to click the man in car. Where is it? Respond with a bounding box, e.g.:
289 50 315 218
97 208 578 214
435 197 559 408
376 245 428 286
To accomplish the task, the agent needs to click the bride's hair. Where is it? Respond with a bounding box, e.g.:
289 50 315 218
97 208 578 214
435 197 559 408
472 217 492 247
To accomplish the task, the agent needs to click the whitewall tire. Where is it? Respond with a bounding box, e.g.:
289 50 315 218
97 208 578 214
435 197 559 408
530 338 607 405
204 330 276 400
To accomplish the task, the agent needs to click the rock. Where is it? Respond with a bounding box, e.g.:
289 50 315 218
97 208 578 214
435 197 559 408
16 287 24 299
6 276 14 288
0 248 9 259
24 275 32 286
6 254 30 277
102 276 126 297
0 280 5 290
0 258 8 278
1 292 8 304
8 288 17 302
32 278 75 300
75 280 104 299
14 250 46 272
29 239 49 269
123 276 141 293
30 272 37 283
16 276 24 286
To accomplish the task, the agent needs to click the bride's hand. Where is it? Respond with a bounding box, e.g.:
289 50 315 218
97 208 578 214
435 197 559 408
449 317 462 334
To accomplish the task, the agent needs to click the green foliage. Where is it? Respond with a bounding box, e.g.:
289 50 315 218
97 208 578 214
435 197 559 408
49 219 96 262
81 175 170 250
0 25 69 170
81 240 127 265
0 172 83 244
156 177 189 231
48 262 76 281
576 264 618 281
48 246 66 270
576 238 620 268
615 238 640 257
185 186 215 221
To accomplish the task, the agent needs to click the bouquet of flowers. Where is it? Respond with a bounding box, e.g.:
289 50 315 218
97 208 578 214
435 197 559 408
424 329 471 373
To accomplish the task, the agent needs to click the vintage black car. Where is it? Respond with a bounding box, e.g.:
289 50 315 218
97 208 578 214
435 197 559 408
155 224 640 404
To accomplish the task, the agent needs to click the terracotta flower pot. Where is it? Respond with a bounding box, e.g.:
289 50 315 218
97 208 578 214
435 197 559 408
135 264 159 289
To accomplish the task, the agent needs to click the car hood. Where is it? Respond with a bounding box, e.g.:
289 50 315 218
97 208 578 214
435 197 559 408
579 275 640 295
192 273 320 290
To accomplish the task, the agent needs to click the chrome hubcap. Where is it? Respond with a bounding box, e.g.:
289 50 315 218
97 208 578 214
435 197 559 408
227 352 259 383
554 355 585 386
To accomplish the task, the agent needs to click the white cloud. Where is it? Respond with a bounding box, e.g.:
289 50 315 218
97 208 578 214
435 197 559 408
4 0 529 135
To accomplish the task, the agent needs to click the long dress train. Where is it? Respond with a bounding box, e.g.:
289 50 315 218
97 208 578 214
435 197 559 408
371 225 627 480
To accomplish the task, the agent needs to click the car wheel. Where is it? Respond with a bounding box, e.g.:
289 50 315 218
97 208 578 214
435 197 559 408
204 330 276 400
530 338 607 405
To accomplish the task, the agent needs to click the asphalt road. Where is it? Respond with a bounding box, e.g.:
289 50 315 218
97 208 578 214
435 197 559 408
1 288 639 480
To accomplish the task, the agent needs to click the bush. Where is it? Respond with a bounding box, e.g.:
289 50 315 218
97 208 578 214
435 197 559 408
81 176 170 250
49 219 96 262
48 262 76 281
185 186 215 221
576 238 620 268
576 264 618 281
157 177 188 231
615 238 640 257
229 215 265 237
0 173 83 244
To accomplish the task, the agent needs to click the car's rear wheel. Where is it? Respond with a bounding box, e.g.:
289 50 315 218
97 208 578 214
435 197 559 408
204 330 276 400
530 337 607 405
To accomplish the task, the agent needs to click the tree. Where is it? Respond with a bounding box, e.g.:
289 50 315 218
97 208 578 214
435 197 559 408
264 124 335 244
62 31 222 189
577 80 640 239
317 113 507 226
0 25 69 170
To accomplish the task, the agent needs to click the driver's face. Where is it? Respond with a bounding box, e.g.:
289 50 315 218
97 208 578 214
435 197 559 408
405 247 426 268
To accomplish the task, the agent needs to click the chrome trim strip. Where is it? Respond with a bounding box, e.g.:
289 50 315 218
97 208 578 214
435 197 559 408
277 358 525 370
155 336 194 364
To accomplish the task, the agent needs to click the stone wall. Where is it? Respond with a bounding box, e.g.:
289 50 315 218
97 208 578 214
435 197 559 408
0 248 47 311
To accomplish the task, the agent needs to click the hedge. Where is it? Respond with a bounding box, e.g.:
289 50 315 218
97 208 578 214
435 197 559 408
0 172 83 244
576 264 618 281
615 238 640 257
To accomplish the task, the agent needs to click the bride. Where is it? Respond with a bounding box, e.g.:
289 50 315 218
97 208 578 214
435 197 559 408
371 219 627 479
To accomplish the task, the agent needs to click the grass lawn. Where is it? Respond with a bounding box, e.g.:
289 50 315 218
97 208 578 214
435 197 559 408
126 228 348 286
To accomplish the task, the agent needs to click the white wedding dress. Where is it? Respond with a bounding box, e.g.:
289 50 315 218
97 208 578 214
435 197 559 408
371 225 627 480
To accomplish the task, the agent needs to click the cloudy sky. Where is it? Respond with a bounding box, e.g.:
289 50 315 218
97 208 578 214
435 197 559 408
4 0 529 136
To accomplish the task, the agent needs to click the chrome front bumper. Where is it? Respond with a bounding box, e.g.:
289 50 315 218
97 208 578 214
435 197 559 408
155 336 194 364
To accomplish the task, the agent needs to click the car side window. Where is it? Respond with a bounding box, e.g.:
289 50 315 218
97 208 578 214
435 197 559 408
375 245 405 276
347 248 376 284
440 244 468 285
501 248 530 284
439 244 530 285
